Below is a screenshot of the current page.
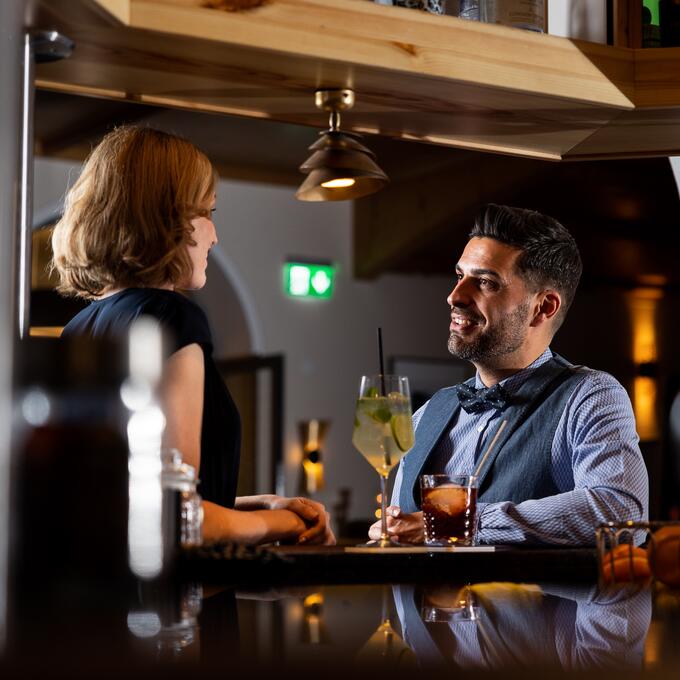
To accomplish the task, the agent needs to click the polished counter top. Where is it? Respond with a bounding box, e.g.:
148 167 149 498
183 544 599 585
3 546 679 678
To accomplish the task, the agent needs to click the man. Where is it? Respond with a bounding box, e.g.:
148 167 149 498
369 204 648 545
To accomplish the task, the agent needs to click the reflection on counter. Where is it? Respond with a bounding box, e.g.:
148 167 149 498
4 578 680 675
394 582 651 670
113 581 680 674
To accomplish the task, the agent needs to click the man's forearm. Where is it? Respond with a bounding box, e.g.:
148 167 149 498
476 487 646 546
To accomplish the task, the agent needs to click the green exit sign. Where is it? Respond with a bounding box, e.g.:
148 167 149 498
284 262 335 299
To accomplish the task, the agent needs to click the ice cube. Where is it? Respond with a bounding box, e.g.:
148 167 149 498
425 487 467 516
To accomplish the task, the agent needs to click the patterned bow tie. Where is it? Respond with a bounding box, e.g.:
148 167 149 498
455 382 510 414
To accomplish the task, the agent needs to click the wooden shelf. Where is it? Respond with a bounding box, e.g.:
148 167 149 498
33 0 680 160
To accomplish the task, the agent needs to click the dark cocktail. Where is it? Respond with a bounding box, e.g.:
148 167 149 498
420 474 477 546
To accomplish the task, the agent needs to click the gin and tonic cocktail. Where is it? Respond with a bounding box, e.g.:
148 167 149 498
352 375 414 547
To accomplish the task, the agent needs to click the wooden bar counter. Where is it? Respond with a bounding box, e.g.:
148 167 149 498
183 543 599 585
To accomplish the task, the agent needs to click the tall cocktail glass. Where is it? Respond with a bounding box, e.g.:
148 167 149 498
352 375 414 547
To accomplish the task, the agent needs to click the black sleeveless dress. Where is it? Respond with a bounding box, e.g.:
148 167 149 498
62 288 241 508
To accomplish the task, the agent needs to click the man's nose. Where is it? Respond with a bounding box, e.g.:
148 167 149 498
447 279 470 308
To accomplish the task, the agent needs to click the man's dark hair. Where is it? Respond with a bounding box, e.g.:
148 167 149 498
469 204 582 330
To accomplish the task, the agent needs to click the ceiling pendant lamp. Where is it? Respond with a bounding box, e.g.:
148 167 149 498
296 89 389 202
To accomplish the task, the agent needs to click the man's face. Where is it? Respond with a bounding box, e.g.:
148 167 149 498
447 237 534 364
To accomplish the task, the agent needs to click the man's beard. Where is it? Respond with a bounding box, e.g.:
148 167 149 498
448 300 531 363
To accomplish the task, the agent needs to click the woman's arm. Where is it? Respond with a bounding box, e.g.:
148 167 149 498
236 495 335 544
161 343 309 545
202 501 306 544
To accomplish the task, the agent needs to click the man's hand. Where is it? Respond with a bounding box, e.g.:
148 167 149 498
268 496 336 545
368 507 424 544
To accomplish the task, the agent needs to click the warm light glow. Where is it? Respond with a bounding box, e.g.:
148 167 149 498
302 593 325 645
626 288 663 441
321 178 355 189
375 508 382 519
300 419 329 493
29 326 63 337
303 420 320 453
303 593 324 608
302 459 324 493
634 376 659 441
627 288 662 364
644 620 663 669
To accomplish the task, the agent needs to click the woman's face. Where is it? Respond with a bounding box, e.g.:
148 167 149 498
185 196 218 290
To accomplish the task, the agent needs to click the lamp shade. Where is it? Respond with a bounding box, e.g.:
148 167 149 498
296 131 389 202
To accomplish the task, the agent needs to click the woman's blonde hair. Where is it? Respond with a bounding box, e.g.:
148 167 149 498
51 126 217 298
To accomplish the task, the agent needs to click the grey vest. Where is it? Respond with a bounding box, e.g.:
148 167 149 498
398 355 584 513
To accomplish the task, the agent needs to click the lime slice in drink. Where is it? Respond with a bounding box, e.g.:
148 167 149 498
372 406 392 423
391 414 414 452
366 387 379 398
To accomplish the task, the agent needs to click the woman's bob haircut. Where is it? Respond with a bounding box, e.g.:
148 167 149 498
52 126 217 299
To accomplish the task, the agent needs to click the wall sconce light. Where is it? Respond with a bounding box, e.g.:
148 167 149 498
626 286 664 442
299 419 329 494
296 89 389 202
302 593 329 644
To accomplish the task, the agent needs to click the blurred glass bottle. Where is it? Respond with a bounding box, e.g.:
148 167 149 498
161 448 203 549
459 0 545 32
373 0 447 14
8 335 133 652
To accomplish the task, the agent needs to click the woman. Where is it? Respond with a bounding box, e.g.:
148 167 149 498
52 126 334 545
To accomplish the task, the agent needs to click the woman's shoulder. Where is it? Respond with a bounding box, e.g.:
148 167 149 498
66 288 212 354
131 289 212 351
128 288 206 321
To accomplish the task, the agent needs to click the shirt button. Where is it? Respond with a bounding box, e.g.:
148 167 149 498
477 424 485 432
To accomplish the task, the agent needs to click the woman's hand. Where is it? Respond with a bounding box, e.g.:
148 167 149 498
368 507 424 544
267 496 336 545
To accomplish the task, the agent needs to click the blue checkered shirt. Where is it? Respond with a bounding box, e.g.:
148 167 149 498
391 348 649 545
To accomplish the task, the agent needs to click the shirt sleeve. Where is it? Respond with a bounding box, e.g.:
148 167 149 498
476 371 649 546
154 294 213 357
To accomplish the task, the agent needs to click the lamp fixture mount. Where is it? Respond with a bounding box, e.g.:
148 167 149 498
296 88 389 202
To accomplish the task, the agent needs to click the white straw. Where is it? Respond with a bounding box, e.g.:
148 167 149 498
473 419 508 478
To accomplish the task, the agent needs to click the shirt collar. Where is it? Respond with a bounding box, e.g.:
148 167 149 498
474 347 553 393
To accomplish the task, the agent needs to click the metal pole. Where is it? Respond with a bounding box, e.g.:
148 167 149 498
18 31 73 340
0 0 25 650
18 32 35 340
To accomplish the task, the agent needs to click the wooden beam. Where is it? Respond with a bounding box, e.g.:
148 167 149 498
32 0 680 162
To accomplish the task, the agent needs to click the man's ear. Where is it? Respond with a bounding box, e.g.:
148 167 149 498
530 290 561 327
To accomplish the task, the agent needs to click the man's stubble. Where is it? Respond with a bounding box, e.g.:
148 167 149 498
447 300 531 363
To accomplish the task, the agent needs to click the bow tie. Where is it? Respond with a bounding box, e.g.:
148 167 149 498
455 382 510 414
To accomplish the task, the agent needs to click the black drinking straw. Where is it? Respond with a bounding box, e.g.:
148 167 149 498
377 327 386 396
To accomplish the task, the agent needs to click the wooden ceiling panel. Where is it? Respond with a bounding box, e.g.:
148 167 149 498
33 0 667 161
